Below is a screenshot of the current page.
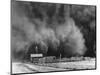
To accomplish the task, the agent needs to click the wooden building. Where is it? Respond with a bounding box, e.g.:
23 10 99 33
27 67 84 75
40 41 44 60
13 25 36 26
30 54 43 63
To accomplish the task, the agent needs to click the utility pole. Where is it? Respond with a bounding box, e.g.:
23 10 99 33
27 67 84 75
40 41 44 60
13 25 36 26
60 53 61 62
35 46 38 53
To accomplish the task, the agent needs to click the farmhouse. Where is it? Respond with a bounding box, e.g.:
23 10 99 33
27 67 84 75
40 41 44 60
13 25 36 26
30 54 43 63
30 53 56 63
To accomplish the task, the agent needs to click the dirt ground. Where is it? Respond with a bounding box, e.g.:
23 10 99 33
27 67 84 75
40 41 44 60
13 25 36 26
12 58 96 74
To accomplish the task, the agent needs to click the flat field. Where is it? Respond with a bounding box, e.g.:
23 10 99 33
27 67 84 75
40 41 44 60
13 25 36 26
12 58 96 74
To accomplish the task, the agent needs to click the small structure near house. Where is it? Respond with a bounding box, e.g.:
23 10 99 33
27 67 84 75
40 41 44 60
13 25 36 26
44 56 56 63
40 56 56 63
30 54 43 63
